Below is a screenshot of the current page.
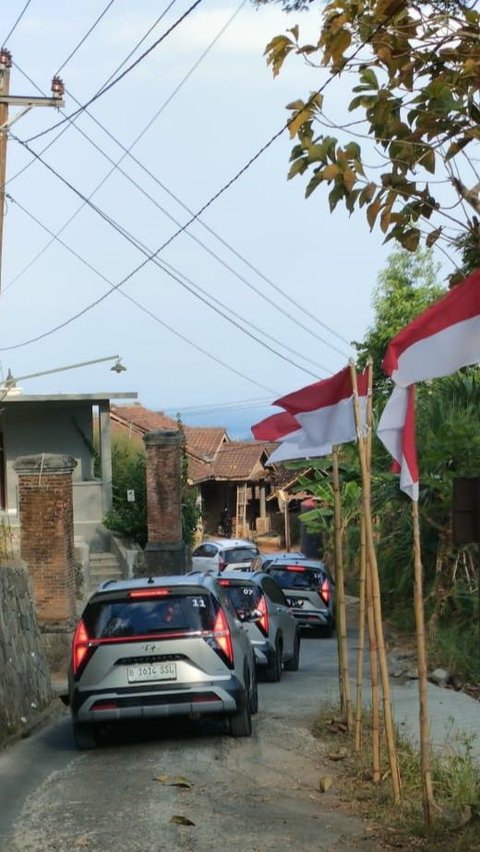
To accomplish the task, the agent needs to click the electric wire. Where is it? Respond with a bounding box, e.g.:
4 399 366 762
3 1 179 197
6 8 352 354
7 191 330 377
7 10 387 356
56 0 118 76
6 194 280 396
2 0 34 48
11 56 349 360
24 0 204 144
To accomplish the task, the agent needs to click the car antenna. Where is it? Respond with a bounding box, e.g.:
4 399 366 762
147 577 155 584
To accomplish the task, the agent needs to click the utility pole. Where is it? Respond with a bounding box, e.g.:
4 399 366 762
0 49 65 291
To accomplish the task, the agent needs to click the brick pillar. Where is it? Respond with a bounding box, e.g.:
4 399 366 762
142 430 185 576
13 454 77 671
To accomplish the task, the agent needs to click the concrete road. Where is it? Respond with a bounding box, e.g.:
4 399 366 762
0 635 377 852
2 629 479 852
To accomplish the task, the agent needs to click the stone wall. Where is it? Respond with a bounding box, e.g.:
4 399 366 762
0 563 53 744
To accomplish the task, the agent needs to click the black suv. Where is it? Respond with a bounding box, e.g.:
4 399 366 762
68 574 257 748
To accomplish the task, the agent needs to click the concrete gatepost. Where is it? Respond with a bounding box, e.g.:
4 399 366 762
141 430 186 576
13 453 78 671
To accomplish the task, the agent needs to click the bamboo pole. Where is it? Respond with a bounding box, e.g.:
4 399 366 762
412 499 435 826
365 536 381 781
354 514 367 751
354 359 373 752
349 361 401 803
332 446 353 729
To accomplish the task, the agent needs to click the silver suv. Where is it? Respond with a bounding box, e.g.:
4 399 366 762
68 574 257 749
191 539 259 573
217 570 300 682
265 556 335 637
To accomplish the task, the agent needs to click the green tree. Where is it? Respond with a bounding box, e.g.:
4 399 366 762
355 246 444 390
104 434 147 546
264 0 480 279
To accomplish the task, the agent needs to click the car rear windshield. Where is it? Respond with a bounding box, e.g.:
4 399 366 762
83 592 218 638
268 566 327 591
224 547 258 564
220 581 263 615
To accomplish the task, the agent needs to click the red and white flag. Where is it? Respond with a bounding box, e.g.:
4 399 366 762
377 385 419 500
273 366 368 448
383 269 480 386
251 411 331 464
378 269 480 500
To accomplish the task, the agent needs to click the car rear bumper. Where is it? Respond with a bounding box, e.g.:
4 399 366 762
71 676 245 724
291 609 332 629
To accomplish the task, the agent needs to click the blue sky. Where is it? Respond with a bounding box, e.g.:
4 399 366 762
0 0 428 435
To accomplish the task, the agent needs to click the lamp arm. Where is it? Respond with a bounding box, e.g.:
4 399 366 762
8 355 122 384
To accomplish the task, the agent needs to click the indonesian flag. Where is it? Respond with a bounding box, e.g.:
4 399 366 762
378 269 480 500
273 366 368 448
251 411 331 464
382 269 480 386
377 385 419 500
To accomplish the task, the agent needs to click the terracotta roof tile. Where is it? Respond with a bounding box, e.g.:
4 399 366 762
212 442 268 481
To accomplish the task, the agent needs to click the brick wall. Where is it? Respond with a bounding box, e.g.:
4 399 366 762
14 454 77 626
144 431 183 544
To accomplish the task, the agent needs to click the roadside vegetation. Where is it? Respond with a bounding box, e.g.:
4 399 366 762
290 246 480 687
313 705 480 850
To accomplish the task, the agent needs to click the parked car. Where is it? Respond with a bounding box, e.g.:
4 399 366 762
264 556 335 637
191 538 259 573
250 551 305 573
216 570 300 682
68 574 257 749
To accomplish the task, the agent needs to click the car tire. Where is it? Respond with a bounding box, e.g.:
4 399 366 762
229 679 253 737
264 637 282 683
73 720 96 750
249 665 259 715
284 631 301 671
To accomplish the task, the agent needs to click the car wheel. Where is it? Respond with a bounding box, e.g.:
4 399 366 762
265 637 282 683
249 665 259 715
284 631 301 671
73 720 96 750
229 678 253 737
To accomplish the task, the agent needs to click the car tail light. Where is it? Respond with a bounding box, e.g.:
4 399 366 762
212 607 234 667
257 594 269 638
217 579 231 586
218 559 226 572
319 579 331 606
286 565 306 572
128 589 170 598
72 619 94 679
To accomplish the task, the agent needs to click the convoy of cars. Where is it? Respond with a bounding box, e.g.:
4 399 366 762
67 540 334 749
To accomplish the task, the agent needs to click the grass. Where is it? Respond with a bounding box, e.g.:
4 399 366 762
313 705 480 851
428 622 480 685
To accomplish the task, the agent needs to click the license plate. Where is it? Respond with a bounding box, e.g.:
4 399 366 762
287 597 303 608
127 662 177 683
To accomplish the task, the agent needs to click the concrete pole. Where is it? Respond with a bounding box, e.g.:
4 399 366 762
0 53 11 293
99 401 113 514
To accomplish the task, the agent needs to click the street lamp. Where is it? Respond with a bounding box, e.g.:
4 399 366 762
3 354 127 390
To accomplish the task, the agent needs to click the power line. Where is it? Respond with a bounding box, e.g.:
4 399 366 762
10 56 348 360
6 194 280 396
6 10 352 355
7 18 381 356
5 188 328 379
56 0 118 76
2 0 34 47
24 0 204 144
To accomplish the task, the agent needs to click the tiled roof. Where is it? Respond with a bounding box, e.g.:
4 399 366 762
211 442 268 481
111 404 271 485
111 404 178 433
184 426 227 459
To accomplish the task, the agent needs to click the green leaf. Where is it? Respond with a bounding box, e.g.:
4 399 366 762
360 67 379 90
287 158 308 180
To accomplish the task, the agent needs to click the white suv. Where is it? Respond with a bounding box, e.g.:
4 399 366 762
191 539 259 573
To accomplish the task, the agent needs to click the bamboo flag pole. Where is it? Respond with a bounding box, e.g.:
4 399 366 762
332 445 353 729
412 499 435 826
365 359 380 780
354 514 367 751
349 361 401 804
365 531 381 782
